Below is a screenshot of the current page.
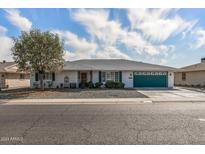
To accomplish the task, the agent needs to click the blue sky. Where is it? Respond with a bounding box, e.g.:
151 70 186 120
0 8 205 68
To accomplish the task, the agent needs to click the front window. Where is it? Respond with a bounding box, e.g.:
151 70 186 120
106 72 111 81
102 71 120 82
115 72 119 82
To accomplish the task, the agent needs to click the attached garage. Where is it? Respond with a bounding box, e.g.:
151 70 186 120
133 71 168 87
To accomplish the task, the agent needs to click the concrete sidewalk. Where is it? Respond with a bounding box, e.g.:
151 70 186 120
0 98 151 105
1 97 205 105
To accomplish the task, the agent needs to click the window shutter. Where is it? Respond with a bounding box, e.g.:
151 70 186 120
99 71 101 83
119 71 122 82
52 72 55 81
35 73 39 81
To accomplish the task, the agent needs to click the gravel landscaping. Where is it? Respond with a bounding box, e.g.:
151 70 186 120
0 88 148 99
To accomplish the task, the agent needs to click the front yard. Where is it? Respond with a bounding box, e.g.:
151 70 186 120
0 88 148 99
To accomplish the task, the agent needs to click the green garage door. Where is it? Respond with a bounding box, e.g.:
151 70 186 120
133 72 168 87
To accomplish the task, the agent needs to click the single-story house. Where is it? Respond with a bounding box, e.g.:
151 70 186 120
0 61 30 89
175 58 205 87
30 59 175 88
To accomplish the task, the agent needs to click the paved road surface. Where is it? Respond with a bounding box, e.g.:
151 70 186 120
1 102 205 144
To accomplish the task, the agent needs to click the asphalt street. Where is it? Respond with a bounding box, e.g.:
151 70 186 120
1 102 205 144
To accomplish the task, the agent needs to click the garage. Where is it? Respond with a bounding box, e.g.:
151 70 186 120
133 71 168 87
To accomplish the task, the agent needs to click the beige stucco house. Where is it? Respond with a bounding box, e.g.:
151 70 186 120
0 61 30 89
175 58 205 87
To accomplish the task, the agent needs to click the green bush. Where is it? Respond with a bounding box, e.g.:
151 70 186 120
105 81 115 88
95 82 103 88
80 81 124 89
115 82 125 89
105 81 125 89
88 81 94 88
80 81 94 89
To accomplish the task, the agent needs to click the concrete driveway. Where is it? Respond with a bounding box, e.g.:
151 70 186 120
138 87 205 101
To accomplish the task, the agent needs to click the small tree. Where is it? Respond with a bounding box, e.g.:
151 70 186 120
12 29 64 89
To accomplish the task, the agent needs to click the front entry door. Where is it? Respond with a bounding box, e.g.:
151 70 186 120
81 73 87 83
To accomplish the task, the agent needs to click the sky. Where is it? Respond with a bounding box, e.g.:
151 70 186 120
0 8 205 68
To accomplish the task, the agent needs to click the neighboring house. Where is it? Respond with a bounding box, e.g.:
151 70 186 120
31 59 175 88
175 58 205 87
0 61 30 89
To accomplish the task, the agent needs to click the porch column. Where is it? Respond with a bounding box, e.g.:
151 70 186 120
90 71 92 82
77 71 80 88
119 71 122 82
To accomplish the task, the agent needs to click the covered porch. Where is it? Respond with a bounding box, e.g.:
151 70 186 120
77 71 93 83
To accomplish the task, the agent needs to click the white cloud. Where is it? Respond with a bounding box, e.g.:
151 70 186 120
53 29 130 60
120 31 160 55
96 46 130 59
0 25 13 61
160 59 168 65
127 9 197 43
4 9 32 31
0 25 7 35
73 9 123 46
192 29 205 48
72 9 173 57
52 30 97 60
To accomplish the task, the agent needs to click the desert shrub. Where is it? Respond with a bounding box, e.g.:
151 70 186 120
105 81 125 89
88 81 94 88
105 81 115 88
115 82 125 89
95 82 103 88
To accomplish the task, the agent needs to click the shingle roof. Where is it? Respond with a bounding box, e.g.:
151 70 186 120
63 59 176 71
177 62 205 72
0 62 16 73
